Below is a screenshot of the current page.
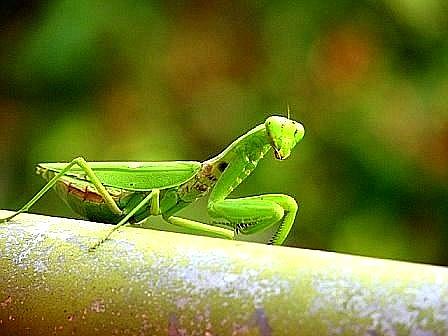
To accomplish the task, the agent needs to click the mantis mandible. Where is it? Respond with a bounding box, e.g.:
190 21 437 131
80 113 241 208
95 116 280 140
1 116 305 250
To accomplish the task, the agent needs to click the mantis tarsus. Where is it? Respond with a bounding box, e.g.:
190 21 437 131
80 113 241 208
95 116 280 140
1 116 305 250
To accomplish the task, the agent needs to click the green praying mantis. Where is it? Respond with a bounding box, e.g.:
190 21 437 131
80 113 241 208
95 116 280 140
1 115 305 250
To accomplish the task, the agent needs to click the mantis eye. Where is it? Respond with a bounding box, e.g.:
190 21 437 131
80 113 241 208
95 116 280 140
294 122 305 144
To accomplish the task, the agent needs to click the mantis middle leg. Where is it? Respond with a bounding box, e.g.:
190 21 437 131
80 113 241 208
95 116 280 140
164 216 234 240
89 189 160 250
93 190 234 248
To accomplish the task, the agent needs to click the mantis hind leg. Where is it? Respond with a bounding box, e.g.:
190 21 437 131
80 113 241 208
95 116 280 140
208 194 298 245
0 157 122 223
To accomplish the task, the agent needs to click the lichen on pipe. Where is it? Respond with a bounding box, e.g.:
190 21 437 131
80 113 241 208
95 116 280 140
0 210 447 335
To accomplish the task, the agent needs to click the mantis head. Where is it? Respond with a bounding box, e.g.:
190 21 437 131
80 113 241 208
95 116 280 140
265 116 305 160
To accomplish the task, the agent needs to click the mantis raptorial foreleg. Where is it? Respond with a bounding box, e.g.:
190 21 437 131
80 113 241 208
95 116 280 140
0 157 122 224
208 194 298 245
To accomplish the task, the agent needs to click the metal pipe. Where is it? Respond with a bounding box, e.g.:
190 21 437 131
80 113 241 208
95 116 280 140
0 210 447 335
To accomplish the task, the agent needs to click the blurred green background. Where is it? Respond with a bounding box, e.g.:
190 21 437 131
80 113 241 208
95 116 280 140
1 1 447 265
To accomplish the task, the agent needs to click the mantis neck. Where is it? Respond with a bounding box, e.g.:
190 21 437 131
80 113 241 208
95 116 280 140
205 124 272 202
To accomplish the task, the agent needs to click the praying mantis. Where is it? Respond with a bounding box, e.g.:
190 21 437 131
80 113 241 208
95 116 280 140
1 116 305 250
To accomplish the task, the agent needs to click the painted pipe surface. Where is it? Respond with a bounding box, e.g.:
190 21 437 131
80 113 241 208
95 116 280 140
0 210 447 335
